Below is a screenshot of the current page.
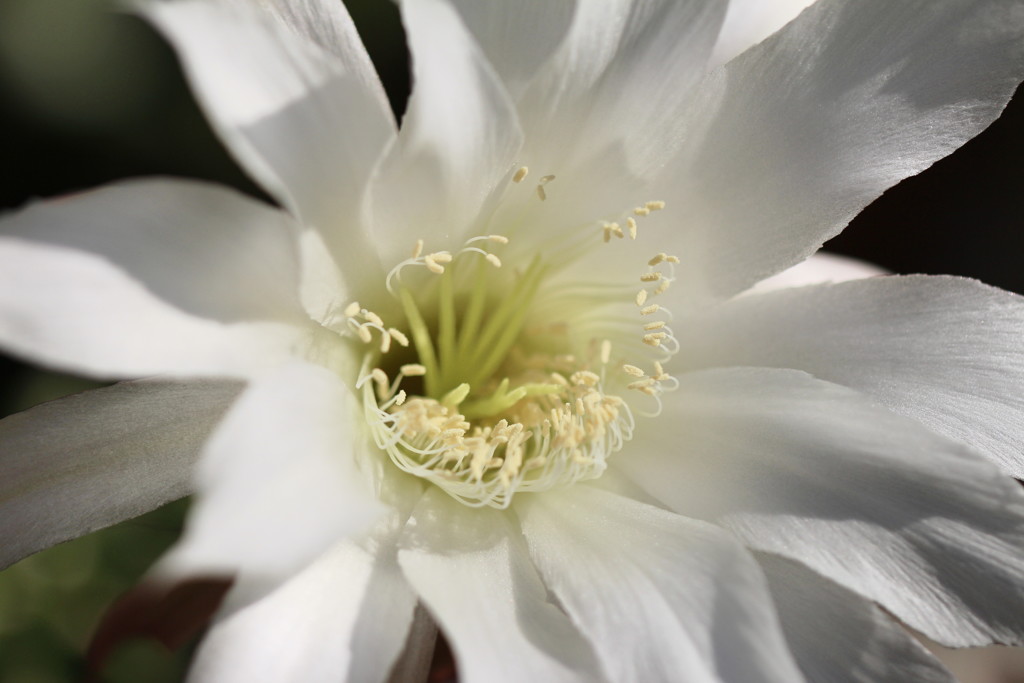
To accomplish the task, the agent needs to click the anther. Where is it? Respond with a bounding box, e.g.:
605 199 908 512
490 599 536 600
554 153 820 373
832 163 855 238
424 255 444 274
488 234 510 244
643 321 666 331
512 166 529 183
401 364 427 376
642 332 667 346
654 280 671 295
394 390 407 406
389 328 410 347
600 340 612 365
623 364 646 377
627 217 638 239
640 304 660 315
611 223 624 239
344 301 361 318
412 239 424 259
640 272 661 282
636 290 649 307
649 253 667 266
645 200 666 211
357 325 373 343
634 207 651 216
380 332 392 353
486 253 502 268
603 224 613 243
364 311 384 327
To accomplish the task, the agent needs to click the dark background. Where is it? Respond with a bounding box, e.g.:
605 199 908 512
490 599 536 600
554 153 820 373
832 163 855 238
0 0 1021 680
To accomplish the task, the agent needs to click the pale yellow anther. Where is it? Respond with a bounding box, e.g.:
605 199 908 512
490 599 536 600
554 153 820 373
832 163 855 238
401 363 427 377
512 166 529 183
486 253 502 268
371 368 389 398
357 324 373 343
540 175 555 184
627 217 638 239
537 186 547 201
640 304 660 316
654 361 670 381
623 364 646 377
611 222 624 239
603 224 613 243
600 340 612 365
394 390 407 406
364 311 384 327
424 256 445 274
642 332 667 346
654 280 671 295
344 301 361 318
432 253 453 264
643 321 667 331
636 290 649 307
488 234 510 244
412 239 424 259
634 207 651 216
550 372 569 386
628 378 657 390
389 328 410 347
645 200 666 211
640 272 661 282
649 253 667 266
571 370 600 387
575 397 586 414
665 255 680 264
380 332 392 354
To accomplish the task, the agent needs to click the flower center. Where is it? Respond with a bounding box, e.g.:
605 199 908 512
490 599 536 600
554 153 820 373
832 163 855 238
336 172 678 508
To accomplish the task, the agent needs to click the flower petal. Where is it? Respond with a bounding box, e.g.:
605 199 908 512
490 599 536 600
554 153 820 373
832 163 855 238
0 379 241 570
517 486 803 683
676 275 1024 477
160 363 385 580
745 251 886 295
657 0 1024 301
709 0 816 68
397 488 603 683
617 367 1024 646
189 530 417 683
141 0 395 283
367 0 523 258
758 553 954 683
0 179 315 378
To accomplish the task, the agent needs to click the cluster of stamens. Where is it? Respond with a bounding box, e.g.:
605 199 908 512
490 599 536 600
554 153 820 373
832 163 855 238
334 174 681 508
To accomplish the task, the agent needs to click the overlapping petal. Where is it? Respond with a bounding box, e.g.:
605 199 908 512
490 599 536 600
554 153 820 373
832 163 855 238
757 553 954 683
160 363 384 580
0 379 241 570
397 488 602 683
517 485 804 683
617 368 1024 646
655 0 1024 301
142 0 395 284
367 0 523 260
0 179 314 378
675 275 1024 477
709 0 816 68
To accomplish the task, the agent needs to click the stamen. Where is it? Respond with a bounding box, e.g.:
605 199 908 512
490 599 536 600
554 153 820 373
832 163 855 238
643 321 666 331
623 364 646 377
640 272 661 282
636 290 648 307
645 200 666 211
344 301 361 317
640 304 660 316
513 166 529 183
412 239 424 259
634 207 651 216
600 340 612 365
401 364 427 377
626 217 638 239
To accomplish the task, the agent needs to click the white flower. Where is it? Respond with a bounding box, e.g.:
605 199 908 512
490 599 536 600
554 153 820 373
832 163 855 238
2 0 1024 681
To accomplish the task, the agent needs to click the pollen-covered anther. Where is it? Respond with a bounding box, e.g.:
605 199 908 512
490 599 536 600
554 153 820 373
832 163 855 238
536 174 555 201
643 332 667 346
512 166 529 183
488 234 510 244
389 328 410 347
623 364 646 378
640 272 661 282
654 280 671 295
412 239 424 259
401 363 427 377
634 207 651 216
645 200 666 211
627 217 638 240
640 304 661 316
424 252 453 275
344 301 361 318
486 253 502 268
357 325 373 343
643 321 666 331
636 290 649 307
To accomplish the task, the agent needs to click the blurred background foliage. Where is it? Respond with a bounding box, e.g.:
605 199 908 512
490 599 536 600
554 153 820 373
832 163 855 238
0 0 1021 681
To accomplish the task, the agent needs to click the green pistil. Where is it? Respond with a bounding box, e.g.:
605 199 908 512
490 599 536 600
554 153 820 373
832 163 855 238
461 378 561 421
399 287 440 397
437 267 457 384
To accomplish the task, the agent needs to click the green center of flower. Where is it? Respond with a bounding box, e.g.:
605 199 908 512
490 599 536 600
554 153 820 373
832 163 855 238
339 173 678 508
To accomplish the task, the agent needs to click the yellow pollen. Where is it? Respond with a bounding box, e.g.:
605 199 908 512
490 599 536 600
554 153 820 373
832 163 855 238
623 364 646 377
628 378 657 391
627 217 638 239
636 290 649 307
634 207 651 216
540 174 555 184
649 253 667 266
640 272 661 282
665 255 680 264
645 200 666 211
512 166 529 183
394 390 407 406
654 280 671 295
640 304 660 316
401 364 427 377
643 321 666 331
344 301 361 318
603 224 613 243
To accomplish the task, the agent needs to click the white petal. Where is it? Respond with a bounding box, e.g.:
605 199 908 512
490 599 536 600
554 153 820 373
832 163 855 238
709 0 816 68
617 367 1024 646
744 251 886 295
518 486 803 683
161 363 384 579
397 488 603 683
368 0 523 258
0 379 241 570
141 0 395 284
676 275 1024 477
758 553 954 683
190 519 417 683
516 0 727 178
656 0 1024 301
